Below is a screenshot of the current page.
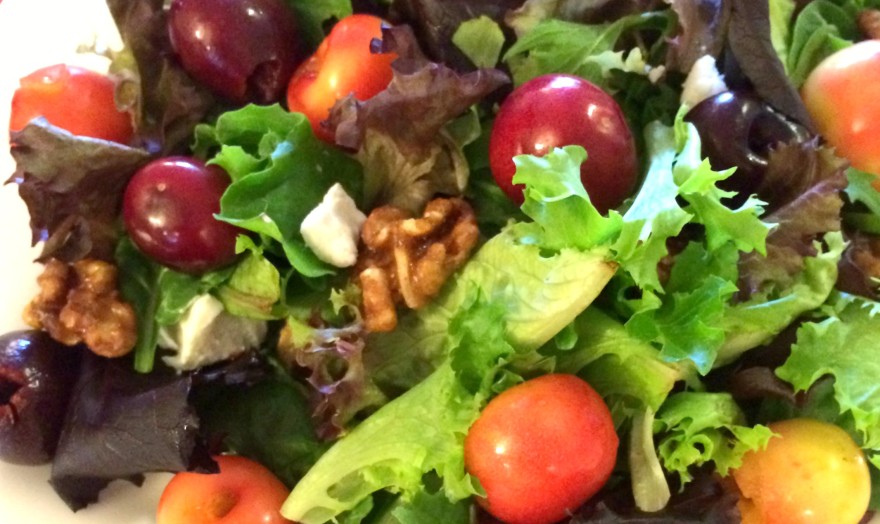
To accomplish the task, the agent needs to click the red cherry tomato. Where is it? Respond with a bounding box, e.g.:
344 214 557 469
464 374 618 524
122 156 240 274
157 455 294 524
489 74 638 214
9 64 133 143
802 40 880 176
286 14 396 142
732 418 870 524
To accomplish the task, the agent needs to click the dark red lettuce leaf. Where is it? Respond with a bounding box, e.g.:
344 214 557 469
282 323 387 440
837 229 880 300
666 0 731 73
562 470 739 523
49 353 215 511
106 0 220 155
8 120 151 263
737 144 847 299
327 25 507 212
726 0 814 130
330 25 509 152
389 0 524 71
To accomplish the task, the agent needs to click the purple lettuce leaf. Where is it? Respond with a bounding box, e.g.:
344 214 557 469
106 0 220 155
49 353 215 511
327 25 508 212
726 0 814 130
666 0 731 73
8 120 151 263
281 322 387 440
737 143 847 299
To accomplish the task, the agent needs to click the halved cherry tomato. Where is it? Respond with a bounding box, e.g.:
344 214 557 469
9 64 133 143
286 14 396 142
157 455 293 524
464 374 618 524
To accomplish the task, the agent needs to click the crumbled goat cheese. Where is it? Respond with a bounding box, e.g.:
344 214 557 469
160 294 267 371
300 183 367 268
681 55 728 108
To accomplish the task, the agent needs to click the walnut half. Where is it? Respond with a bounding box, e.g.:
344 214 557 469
355 197 479 332
23 259 137 358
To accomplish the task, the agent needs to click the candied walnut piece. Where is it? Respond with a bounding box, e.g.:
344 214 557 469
356 197 479 332
23 259 137 358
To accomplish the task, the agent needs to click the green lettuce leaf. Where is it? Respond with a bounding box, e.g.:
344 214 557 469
194 105 363 280
281 296 511 524
655 392 774 485
719 232 845 364
284 0 352 48
553 308 694 420
503 14 665 88
115 237 233 372
845 168 880 234
452 16 505 68
776 293 880 464
511 146 622 251
197 378 328 487
365 228 615 391
784 0 880 87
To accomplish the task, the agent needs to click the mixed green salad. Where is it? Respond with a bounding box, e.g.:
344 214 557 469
5 0 880 523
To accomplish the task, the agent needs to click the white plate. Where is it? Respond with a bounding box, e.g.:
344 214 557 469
0 0 170 522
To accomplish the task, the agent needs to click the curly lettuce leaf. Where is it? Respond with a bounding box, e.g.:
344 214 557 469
776 294 880 464
511 145 622 251
194 104 363 279
655 392 774 485
627 244 739 374
328 26 508 213
719 232 845 364
9 120 151 262
281 296 511 524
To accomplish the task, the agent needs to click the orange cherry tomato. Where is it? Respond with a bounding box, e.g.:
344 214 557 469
732 418 870 524
464 374 618 524
157 455 294 524
286 14 396 142
9 64 133 144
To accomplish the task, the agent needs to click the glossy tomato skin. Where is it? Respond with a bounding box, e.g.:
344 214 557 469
157 455 294 524
9 64 133 143
123 156 240 274
732 418 870 524
464 374 618 524
168 0 302 104
802 40 880 175
286 14 396 142
489 74 638 214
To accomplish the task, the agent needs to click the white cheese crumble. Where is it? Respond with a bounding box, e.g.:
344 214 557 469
159 294 267 371
680 55 728 108
300 183 367 268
